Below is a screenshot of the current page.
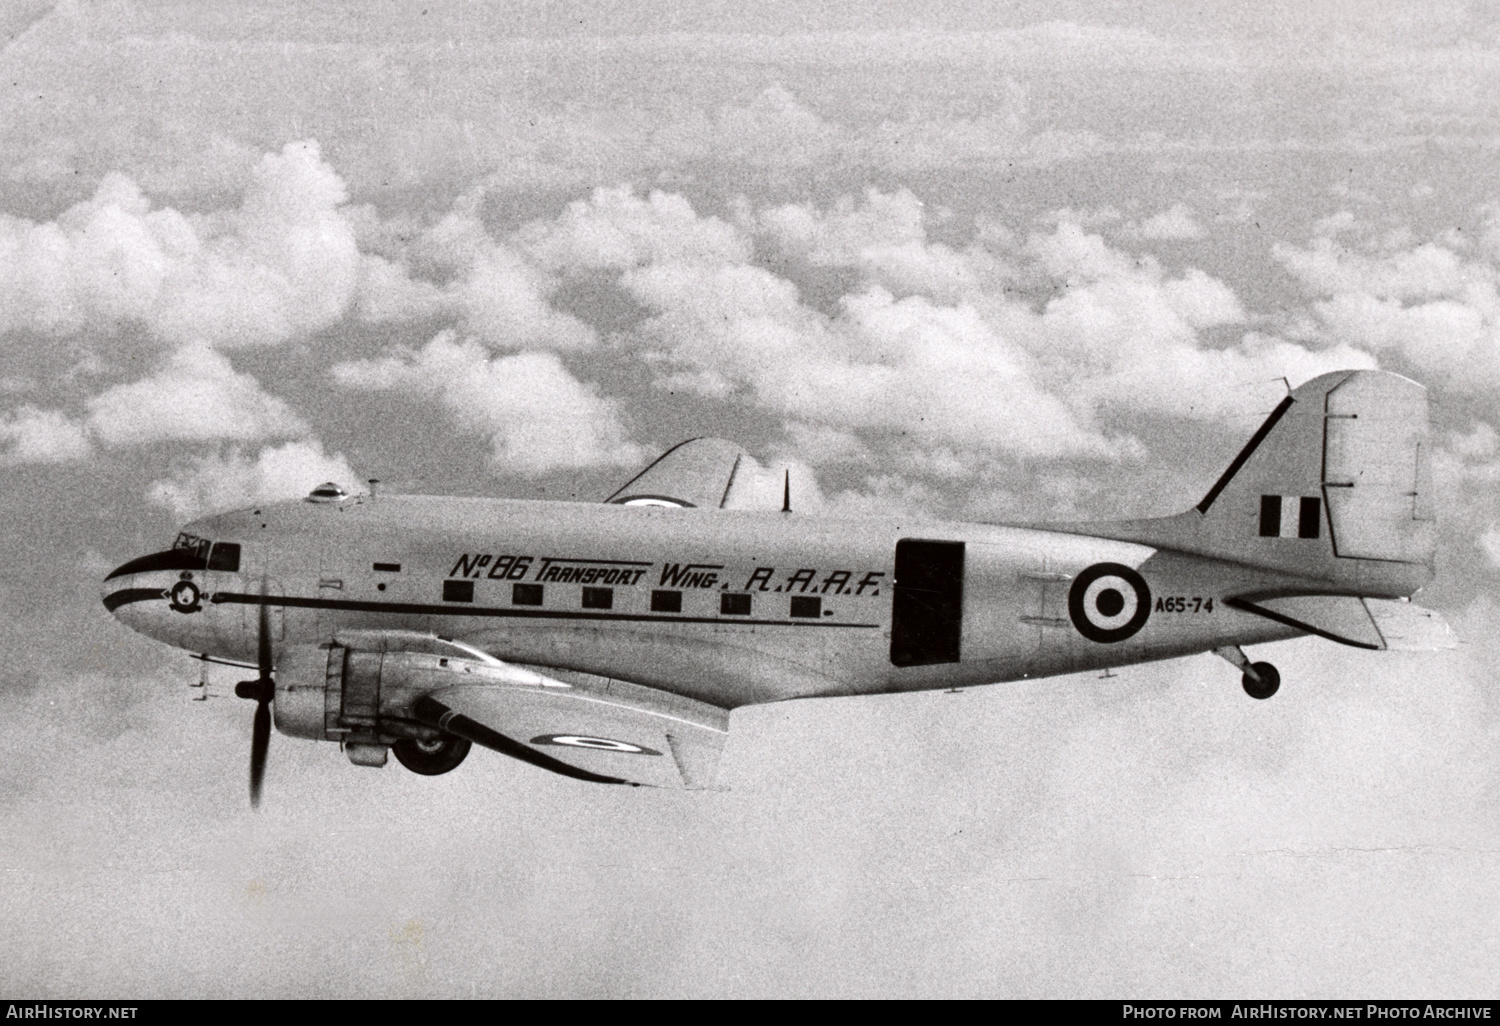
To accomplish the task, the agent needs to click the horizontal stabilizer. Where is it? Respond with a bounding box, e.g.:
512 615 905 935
1229 595 1384 649
1228 595 1456 651
1363 598 1458 652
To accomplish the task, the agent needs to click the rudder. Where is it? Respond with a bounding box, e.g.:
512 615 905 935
1321 372 1434 562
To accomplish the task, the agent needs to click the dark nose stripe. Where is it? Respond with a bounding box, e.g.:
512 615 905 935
104 549 207 581
103 588 167 612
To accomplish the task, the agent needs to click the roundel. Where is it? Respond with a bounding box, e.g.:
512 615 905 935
168 580 202 613
1067 562 1150 643
531 734 662 756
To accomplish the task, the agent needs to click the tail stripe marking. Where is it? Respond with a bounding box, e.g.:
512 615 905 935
1258 494 1321 539
1197 396 1295 514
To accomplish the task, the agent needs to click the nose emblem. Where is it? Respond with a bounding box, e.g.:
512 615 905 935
169 580 202 613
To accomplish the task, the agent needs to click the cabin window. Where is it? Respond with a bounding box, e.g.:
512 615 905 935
790 595 821 618
373 562 401 572
721 593 751 615
651 590 682 613
582 587 613 610
512 583 543 606
207 542 241 572
443 580 474 602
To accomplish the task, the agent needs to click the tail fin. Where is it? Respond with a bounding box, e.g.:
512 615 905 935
1092 370 1435 596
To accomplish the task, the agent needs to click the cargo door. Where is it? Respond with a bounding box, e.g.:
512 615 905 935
890 539 964 667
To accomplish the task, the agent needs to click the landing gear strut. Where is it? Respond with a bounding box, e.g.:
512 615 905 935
1213 646 1281 700
393 735 472 775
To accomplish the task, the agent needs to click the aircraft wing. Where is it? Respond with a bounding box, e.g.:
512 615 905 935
317 630 729 787
412 665 730 789
605 437 749 508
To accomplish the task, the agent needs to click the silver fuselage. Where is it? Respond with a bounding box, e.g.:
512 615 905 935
104 494 1313 708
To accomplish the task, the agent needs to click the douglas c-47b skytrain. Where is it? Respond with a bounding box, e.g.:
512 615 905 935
103 369 1454 804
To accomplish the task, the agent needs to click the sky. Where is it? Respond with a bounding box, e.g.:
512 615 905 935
3 0 1500 999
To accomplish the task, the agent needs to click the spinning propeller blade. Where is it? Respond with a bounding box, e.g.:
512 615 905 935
234 590 274 808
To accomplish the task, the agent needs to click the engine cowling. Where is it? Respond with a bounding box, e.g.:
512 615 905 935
273 642 523 749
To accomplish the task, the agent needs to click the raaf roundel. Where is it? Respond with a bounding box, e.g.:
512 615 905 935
102 370 1454 802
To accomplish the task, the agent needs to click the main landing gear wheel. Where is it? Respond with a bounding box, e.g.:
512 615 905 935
393 735 472 775
1241 661 1281 700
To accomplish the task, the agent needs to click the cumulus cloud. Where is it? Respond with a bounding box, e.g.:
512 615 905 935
146 440 358 521
1127 202 1206 241
1276 237 1473 300
0 406 92 464
0 141 359 349
1274 233 1500 392
628 254 1111 461
781 422 871 465
464 187 1380 473
979 220 1377 422
348 183 1387 487
748 189 930 266
331 331 644 474
86 345 308 447
0 149 1390 500
702 197 1362 441
742 188 1002 304
516 188 1114 463
356 210 597 351
0 343 306 462
822 473 943 517
521 187 749 273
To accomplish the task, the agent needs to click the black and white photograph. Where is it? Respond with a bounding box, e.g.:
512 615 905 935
2 0 1497 1000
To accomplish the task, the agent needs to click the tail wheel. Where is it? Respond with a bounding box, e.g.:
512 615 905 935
393 735 472 775
1242 661 1281 700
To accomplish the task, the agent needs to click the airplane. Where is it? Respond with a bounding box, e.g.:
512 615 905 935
102 369 1454 804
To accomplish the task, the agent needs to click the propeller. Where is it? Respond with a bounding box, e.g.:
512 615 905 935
233 592 274 808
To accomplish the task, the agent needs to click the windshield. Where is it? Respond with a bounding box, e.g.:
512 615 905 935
173 533 211 560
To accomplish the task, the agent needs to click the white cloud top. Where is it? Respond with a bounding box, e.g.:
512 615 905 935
87 345 308 447
1277 232 1500 392
331 331 643 474
0 406 92 464
147 440 358 520
0 141 359 349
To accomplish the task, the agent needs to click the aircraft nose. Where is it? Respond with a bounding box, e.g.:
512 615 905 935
102 539 219 631
101 554 170 618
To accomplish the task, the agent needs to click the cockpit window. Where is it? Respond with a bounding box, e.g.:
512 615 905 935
207 542 241 572
173 533 211 560
104 546 207 580
106 534 238 581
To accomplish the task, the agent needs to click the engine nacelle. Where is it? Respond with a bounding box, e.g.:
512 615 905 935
273 640 522 748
